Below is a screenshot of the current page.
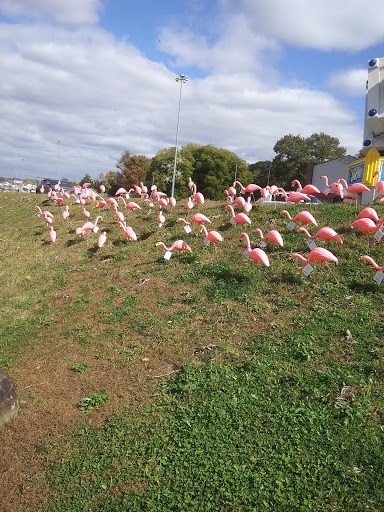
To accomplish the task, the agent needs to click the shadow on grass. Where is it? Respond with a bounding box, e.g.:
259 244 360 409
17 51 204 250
349 280 380 293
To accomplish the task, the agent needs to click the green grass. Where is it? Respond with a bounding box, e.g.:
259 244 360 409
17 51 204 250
1 194 384 511
48 362 384 511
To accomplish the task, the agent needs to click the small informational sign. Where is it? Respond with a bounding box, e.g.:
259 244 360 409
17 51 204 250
373 271 384 284
307 240 317 250
184 225 192 233
93 226 99 233
229 217 236 225
302 264 313 276
243 249 249 259
374 229 384 242
287 221 296 231
259 241 267 249
164 251 172 260
126 194 130 199
157 223 163 228
323 188 330 195
203 238 210 246
149 202 154 208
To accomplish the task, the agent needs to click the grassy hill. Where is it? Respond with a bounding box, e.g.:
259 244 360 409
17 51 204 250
1 193 384 511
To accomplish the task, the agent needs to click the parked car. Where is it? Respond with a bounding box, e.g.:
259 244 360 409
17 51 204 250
36 178 73 194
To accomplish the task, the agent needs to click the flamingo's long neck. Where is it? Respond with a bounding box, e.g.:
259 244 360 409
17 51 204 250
293 253 308 263
321 176 329 187
233 181 245 192
376 217 384 230
159 242 170 251
281 210 292 221
278 188 288 199
338 179 347 190
255 229 264 240
226 205 235 217
299 227 312 238
199 224 208 236
241 233 251 251
292 180 302 191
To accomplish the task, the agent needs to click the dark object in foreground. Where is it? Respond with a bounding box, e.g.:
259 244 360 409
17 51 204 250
0 369 19 427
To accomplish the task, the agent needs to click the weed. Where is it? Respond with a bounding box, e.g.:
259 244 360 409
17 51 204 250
70 362 91 374
76 389 109 412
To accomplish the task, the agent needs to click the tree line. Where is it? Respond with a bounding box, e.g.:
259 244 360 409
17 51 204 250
79 132 347 200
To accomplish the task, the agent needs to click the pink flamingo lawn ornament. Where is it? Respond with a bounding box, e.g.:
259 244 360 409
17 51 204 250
186 197 194 210
118 222 137 240
115 187 128 196
297 227 343 244
254 228 283 247
82 215 103 233
231 196 246 207
233 181 262 194
280 210 318 227
320 176 344 198
374 171 384 197
119 197 141 211
350 217 384 235
225 205 251 225
244 197 252 213
198 224 223 245
291 180 320 196
157 210 165 227
98 232 107 248
49 226 57 243
99 184 105 193
156 240 192 255
62 205 70 220
356 207 380 222
192 184 205 204
338 179 370 195
292 248 338 265
277 188 310 205
361 255 384 271
82 207 90 219
177 214 211 225
239 233 270 267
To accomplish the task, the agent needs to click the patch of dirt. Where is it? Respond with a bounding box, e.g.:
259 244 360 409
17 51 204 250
0 329 181 511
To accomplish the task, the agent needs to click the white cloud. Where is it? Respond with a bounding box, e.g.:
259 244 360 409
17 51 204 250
327 68 367 97
0 9 365 182
228 0 384 51
0 0 101 25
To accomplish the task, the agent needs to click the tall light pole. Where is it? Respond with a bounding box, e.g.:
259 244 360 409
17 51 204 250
171 74 188 199
56 139 61 180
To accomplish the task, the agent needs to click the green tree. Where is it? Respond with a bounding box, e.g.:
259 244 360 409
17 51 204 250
116 151 151 191
79 173 93 187
149 146 194 198
269 132 346 190
192 145 251 200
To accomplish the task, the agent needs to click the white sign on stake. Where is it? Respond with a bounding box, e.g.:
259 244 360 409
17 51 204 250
203 238 210 246
157 223 163 228
307 240 317 250
229 217 236 225
243 249 250 259
164 251 172 260
184 225 192 233
374 229 384 242
302 264 313 276
259 241 267 249
149 202 154 208
323 187 330 195
126 194 130 199
373 271 384 284
287 221 296 231
93 226 99 233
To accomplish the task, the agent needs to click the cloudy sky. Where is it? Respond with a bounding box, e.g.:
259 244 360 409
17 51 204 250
0 0 382 182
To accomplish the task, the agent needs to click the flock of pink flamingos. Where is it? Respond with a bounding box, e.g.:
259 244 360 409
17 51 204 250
34 175 384 277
